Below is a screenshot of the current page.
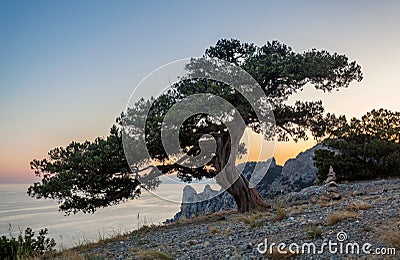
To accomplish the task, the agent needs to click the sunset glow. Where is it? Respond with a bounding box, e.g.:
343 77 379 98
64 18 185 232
1 1 399 182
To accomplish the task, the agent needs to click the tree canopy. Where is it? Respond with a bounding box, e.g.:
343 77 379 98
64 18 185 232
29 126 142 214
29 39 363 214
314 109 400 183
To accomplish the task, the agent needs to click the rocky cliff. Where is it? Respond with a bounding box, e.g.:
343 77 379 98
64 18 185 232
265 143 325 197
169 144 330 221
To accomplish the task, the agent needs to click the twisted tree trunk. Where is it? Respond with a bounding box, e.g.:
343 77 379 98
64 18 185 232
227 166 271 212
214 127 271 212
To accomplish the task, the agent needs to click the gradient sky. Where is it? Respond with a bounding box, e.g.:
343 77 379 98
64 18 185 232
1 1 399 182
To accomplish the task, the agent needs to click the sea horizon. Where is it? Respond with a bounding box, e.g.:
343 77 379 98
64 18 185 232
0 182 187 249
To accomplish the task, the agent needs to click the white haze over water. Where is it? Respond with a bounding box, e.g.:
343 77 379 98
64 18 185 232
0 183 188 249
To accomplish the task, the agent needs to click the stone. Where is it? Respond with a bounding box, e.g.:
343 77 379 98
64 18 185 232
330 192 342 200
324 166 337 183
326 184 338 193
352 190 366 197
324 166 342 200
246 243 252 250
182 185 199 203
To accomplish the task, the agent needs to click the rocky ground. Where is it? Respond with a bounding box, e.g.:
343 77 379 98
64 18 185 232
58 178 400 259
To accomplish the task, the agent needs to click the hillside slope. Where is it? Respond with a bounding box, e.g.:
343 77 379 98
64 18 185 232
59 178 400 259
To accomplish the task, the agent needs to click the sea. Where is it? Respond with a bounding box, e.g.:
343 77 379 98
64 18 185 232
0 182 188 249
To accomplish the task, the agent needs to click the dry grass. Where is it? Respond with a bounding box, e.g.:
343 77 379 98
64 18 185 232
49 249 86 259
175 210 231 225
208 225 220 235
136 223 161 234
129 248 173 260
288 204 309 215
362 224 373 232
250 211 273 219
237 214 264 229
54 224 164 258
377 224 400 250
269 200 288 222
208 225 232 237
319 201 330 207
232 211 272 229
345 201 372 212
273 206 287 222
307 224 323 239
362 195 379 200
319 199 341 208
375 197 389 202
327 211 358 226
71 231 130 252
51 229 131 258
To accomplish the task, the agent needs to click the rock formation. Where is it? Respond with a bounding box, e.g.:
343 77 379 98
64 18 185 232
170 185 236 221
169 144 336 221
170 158 281 221
265 144 330 197
323 166 341 200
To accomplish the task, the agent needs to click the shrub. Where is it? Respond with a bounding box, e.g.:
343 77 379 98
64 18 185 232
0 227 56 259
273 201 287 222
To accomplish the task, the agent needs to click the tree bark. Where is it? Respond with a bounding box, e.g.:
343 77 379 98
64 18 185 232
214 126 271 213
217 164 271 212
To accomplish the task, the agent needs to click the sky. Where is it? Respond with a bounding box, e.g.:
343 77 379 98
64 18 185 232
0 1 399 182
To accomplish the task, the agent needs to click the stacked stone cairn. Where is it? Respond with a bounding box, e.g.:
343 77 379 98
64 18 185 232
323 166 341 200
